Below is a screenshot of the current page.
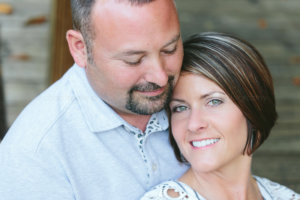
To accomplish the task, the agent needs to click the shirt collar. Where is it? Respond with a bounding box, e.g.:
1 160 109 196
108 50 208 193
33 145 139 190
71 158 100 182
145 110 169 134
68 63 169 133
122 109 169 135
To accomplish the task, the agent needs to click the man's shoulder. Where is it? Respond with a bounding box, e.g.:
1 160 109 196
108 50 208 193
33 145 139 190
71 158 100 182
1 66 81 153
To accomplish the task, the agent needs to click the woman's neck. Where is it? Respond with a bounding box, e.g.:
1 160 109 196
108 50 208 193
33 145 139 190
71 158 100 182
179 156 262 200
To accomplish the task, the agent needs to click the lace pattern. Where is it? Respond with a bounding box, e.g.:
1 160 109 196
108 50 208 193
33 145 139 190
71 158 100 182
141 176 300 200
255 176 300 200
141 181 203 200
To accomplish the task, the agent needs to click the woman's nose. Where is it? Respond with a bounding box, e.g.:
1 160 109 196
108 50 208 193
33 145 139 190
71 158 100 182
187 109 208 133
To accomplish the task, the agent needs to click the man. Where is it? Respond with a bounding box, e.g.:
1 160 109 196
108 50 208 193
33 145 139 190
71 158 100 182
0 0 188 199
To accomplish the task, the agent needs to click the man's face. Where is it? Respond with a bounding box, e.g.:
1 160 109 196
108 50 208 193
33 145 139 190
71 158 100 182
85 0 183 117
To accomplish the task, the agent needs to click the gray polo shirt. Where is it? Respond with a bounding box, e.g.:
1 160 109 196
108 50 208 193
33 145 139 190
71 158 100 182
0 64 188 200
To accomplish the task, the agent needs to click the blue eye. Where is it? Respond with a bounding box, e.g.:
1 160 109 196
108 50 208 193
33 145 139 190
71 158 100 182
171 105 187 113
208 99 223 106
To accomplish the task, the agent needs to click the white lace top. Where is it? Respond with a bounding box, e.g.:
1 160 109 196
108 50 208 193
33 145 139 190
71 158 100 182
141 176 300 200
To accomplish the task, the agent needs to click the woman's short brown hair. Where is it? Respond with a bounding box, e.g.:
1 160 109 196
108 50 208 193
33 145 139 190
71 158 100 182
169 32 278 163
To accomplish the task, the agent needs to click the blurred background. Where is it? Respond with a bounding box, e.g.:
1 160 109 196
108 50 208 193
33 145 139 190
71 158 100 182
0 0 299 192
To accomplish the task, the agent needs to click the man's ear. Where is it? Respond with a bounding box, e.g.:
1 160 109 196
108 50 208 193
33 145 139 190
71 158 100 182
66 30 88 68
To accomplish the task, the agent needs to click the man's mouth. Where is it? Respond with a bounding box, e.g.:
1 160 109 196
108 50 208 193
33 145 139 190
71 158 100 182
137 87 165 96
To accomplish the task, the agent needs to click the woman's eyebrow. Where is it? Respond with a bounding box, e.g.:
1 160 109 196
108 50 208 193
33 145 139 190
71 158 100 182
171 91 225 102
199 91 225 99
170 98 185 103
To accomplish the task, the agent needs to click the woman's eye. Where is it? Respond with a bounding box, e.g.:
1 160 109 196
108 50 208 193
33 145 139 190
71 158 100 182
171 105 187 113
208 99 223 106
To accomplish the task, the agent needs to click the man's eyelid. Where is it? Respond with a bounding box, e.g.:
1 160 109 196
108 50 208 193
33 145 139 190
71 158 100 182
119 54 145 65
162 38 178 50
124 56 143 62
162 45 177 54
162 34 180 48
124 60 141 65
161 34 180 51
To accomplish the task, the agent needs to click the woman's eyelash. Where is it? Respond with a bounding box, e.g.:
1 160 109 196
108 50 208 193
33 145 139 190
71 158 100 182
171 105 187 113
208 99 223 106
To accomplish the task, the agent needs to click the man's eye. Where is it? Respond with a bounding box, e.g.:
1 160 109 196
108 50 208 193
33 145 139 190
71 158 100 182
208 99 223 106
171 105 187 113
124 60 141 66
163 46 177 55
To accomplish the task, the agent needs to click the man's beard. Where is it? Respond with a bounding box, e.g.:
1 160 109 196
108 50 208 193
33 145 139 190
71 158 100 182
126 76 175 115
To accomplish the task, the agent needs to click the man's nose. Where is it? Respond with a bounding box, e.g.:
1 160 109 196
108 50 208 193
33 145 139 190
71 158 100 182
143 57 169 87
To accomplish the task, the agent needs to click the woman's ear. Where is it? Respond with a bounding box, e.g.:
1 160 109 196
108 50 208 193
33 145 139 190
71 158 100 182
66 29 88 68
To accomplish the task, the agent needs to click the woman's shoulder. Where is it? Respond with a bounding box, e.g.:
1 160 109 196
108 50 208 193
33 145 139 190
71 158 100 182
254 175 300 200
140 180 203 200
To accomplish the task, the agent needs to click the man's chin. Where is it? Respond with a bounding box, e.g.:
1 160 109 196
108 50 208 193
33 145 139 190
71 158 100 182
126 97 167 115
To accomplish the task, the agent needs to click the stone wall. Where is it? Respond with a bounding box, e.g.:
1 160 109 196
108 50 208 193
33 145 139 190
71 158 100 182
0 1 52 125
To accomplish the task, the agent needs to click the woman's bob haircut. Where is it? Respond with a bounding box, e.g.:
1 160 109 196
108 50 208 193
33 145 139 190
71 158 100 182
169 32 278 163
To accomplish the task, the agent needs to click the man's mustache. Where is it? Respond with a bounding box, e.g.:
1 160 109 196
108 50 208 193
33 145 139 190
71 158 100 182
130 76 175 92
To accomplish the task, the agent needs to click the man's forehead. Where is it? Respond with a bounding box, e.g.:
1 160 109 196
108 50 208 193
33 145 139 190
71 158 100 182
94 0 130 8
96 0 156 6
91 0 179 39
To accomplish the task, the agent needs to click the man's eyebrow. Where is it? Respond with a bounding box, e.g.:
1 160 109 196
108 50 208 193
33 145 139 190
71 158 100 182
114 50 146 58
162 34 181 48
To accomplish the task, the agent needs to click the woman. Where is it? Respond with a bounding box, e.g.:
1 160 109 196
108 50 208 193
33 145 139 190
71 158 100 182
141 32 300 199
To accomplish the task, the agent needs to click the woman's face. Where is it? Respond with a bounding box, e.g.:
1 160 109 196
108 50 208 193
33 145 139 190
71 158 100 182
169 73 249 173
